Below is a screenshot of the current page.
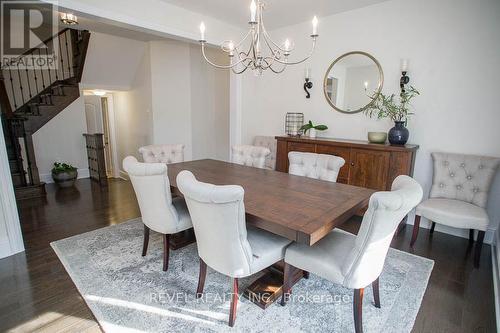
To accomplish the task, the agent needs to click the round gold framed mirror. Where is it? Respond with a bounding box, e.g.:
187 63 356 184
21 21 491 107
323 51 384 114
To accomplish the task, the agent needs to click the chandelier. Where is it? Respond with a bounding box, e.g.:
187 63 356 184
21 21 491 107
198 0 318 75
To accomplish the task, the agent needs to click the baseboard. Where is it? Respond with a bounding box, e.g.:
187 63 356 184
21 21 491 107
39 168 90 184
119 170 129 181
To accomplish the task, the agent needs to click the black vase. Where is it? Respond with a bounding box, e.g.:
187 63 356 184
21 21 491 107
388 121 409 145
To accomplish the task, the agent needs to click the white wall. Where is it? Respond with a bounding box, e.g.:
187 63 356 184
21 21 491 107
240 0 500 241
113 44 153 173
82 32 149 90
32 94 90 183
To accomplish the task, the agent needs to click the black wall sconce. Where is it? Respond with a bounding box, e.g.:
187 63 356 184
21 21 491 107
400 59 410 92
304 68 313 98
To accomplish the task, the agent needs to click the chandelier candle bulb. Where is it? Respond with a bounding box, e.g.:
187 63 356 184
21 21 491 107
199 22 206 41
250 0 257 22
312 16 318 35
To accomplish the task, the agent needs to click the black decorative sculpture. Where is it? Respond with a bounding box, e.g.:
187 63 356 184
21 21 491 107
304 78 313 98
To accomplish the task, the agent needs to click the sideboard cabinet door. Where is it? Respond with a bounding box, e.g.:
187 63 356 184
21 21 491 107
349 149 390 190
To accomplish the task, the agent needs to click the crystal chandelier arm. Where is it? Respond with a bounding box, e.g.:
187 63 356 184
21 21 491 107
272 38 317 65
263 58 287 74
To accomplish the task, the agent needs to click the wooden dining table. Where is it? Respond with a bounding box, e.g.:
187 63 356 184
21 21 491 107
167 159 375 307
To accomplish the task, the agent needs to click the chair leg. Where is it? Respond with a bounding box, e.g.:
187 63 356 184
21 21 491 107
474 231 485 268
163 234 170 272
429 222 436 234
353 288 364 333
142 225 150 257
228 278 239 327
280 262 293 306
196 258 207 298
469 229 475 245
410 215 421 247
372 278 380 308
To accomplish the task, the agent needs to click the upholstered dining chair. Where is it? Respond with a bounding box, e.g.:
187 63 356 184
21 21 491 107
176 170 292 327
231 145 271 169
138 144 185 164
288 151 346 183
280 175 423 333
123 156 192 271
410 152 499 267
253 136 277 170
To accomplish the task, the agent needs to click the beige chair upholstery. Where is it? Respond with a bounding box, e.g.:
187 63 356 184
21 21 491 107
253 136 277 170
123 156 192 271
176 170 291 326
411 152 499 267
288 151 345 183
138 144 184 164
231 145 271 169
281 175 423 333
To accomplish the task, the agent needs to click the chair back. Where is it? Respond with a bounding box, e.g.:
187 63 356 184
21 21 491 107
342 175 423 289
123 156 180 234
176 170 253 277
430 152 499 208
139 144 185 164
288 151 345 183
253 136 277 170
231 145 271 169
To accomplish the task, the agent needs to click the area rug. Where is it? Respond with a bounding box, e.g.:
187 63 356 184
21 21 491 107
51 218 434 333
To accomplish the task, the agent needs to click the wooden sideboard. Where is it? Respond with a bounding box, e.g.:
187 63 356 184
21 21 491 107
275 136 418 191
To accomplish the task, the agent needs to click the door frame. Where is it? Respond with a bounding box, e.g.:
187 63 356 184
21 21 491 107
101 93 119 178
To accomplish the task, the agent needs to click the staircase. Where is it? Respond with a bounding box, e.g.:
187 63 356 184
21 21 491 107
0 28 90 200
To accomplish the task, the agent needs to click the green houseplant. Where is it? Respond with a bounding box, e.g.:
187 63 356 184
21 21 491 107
51 162 78 188
300 120 328 138
364 86 420 145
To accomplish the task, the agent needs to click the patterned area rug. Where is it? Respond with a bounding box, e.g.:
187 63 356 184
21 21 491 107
51 219 433 333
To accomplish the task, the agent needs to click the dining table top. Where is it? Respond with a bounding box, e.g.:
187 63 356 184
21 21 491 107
168 159 375 246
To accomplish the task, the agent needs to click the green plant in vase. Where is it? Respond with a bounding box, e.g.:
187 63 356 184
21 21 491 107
51 162 78 188
300 120 328 138
364 86 419 145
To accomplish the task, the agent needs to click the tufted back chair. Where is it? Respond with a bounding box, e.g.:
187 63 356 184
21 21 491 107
139 144 185 164
231 145 271 169
288 151 346 183
123 156 181 234
253 136 277 170
176 170 254 277
342 176 423 289
429 152 499 208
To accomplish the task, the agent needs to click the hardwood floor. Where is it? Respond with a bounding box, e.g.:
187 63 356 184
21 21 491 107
0 178 496 332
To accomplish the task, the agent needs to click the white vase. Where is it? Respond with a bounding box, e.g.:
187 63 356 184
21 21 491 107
308 128 317 138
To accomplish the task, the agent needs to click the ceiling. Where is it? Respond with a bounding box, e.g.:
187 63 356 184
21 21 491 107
161 0 391 29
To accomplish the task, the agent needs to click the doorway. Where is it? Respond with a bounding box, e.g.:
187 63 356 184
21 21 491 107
83 92 118 178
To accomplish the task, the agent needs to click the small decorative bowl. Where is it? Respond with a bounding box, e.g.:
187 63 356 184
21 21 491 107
368 132 387 144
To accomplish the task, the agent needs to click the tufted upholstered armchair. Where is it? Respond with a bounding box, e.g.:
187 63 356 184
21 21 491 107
123 156 192 272
176 170 292 327
288 151 346 183
138 144 185 164
231 145 271 169
410 152 499 267
253 136 277 170
281 176 423 333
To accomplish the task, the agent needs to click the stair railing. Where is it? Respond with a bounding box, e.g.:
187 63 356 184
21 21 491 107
0 28 78 115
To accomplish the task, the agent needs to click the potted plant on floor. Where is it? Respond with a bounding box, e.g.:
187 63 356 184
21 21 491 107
300 120 328 138
52 162 78 188
364 86 420 145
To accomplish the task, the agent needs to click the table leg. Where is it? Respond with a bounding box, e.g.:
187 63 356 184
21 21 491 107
243 260 306 309
169 228 196 250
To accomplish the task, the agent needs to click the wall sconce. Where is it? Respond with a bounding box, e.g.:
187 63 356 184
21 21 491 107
304 68 313 98
400 59 410 92
60 13 78 25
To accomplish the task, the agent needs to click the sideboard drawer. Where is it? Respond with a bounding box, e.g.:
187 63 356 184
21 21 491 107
288 142 316 153
316 145 350 184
